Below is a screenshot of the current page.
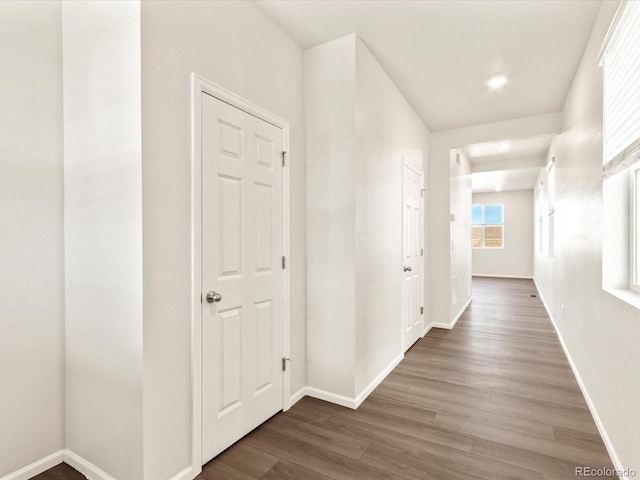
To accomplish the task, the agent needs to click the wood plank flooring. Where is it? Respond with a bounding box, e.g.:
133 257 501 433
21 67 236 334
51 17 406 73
31 277 614 479
30 462 84 480
197 277 613 480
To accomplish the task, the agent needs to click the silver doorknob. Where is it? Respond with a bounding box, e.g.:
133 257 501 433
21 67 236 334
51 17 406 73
404 266 412 272
206 291 222 303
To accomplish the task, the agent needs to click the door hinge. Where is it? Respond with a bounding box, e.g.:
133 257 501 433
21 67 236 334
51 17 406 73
282 151 287 167
421 188 426 197
421 248 424 256
282 256 286 269
282 357 290 372
421 306 424 315
200 293 203 303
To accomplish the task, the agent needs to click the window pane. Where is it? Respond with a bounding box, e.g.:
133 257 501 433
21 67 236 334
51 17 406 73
484 226 503 248
471 226 483 247
483 204 503 224
471 205 483 225
603 0 640 164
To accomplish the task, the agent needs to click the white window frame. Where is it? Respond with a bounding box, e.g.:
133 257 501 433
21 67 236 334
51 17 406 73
471 203 505 249
630 162 640 293
600 0 640 308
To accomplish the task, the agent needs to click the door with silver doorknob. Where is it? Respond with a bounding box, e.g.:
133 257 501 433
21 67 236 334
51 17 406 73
200 92 284 464
402 161 423 352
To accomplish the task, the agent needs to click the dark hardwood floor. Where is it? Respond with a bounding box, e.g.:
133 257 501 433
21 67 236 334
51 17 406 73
198 278 613 480
30 463 84 480
32 277 614 479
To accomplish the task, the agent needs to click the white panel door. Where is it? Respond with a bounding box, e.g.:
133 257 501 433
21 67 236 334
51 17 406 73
201 92 283 463
402 165 423 351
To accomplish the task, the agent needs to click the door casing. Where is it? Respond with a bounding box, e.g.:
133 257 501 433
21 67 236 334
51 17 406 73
190 73 291 477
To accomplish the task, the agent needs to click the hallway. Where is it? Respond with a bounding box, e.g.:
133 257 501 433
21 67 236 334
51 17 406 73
193 277 612 479
32 279 614 479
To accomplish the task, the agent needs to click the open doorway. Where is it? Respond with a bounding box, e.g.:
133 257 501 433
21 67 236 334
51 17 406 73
462 135 553 281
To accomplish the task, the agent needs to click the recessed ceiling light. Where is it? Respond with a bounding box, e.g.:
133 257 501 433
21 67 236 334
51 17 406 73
498 142 510 151
488 75 507 88
495 185 502 192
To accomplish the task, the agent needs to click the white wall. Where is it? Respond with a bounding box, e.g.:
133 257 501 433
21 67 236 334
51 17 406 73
62 2 143 478
0 2 64 476
473 190 534 278
450 150 472 320
354 37 429 396
305 34 429 401
140 2 306 478
429 113 562 326
305 35 357 398
534 0 640 473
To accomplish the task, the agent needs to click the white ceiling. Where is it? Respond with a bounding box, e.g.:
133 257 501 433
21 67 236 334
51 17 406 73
255 0 601 131
466 134 551 192
472 167 541 193
464 134 553 164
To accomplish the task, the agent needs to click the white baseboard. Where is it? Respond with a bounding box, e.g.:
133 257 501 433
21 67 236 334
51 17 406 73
473 274 533 279
288 386 308 407
422 323 433 337
431 296 472 330
533 280 627 480
169 466 193 480
1 450 64 480
305 386 357 409
64 450 117 480
353 353 403 408
306 352 404 410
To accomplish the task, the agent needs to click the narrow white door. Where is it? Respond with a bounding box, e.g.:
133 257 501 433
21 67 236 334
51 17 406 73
402 164 423 351
201 92 283 463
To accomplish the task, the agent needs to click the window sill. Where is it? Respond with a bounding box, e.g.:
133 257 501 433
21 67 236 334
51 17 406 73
603 287 640 311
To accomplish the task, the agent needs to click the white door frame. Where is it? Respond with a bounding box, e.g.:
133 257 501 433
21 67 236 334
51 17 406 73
401 156 425 351
190 73 291 476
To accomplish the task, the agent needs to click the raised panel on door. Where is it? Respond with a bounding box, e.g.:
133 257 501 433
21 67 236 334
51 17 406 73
201 92 283 464
255 183 273 273
218 307 242 416
254 300 274 396
219 176 242 276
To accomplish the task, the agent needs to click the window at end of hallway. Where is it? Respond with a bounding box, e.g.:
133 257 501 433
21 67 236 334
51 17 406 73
471 204 504 248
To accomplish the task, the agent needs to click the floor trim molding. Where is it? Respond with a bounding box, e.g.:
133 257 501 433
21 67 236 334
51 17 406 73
305 386 357 409
306 352 404 410
354 353 404 408
534 280 628 480
63 450 117 480
431 296 472 330
2 451 194 480
288 386 308 407
473 274 533 279
422 323 433 337
1 450 64 480
168 466 193 480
